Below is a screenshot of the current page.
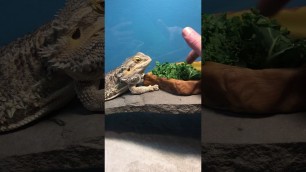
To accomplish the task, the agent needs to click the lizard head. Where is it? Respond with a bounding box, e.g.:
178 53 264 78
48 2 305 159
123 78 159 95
40 0 104 81
117 52 152 83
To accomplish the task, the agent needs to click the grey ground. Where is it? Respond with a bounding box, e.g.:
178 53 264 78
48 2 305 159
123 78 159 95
2 88 305 171
105 112 201 172
105 90 201 114
202 107 306 171
105 90 201 172
2 89 306 171
0 100 104 172
0 90 201 172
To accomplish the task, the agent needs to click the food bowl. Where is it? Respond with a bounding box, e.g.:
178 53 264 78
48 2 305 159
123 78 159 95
144 61 201 95
202 7 306 114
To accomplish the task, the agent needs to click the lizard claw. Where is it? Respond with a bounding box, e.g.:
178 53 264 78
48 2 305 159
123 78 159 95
150 84 159 91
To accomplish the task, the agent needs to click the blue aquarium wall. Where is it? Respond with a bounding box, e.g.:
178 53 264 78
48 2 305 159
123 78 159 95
0 0 65 47
105 0 201 73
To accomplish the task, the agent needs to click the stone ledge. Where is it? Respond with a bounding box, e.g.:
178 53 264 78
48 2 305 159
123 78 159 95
0 100 104 172
0 142 104 172
202 143 306 171
105 90 201 114
202 107 306 144
202 107 306 171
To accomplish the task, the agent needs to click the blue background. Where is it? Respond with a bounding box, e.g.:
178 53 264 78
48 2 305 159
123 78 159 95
0 0 305 73
105 0 201 72
0 0 65 47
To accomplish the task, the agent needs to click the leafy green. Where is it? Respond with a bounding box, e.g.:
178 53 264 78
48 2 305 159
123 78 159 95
202 9 306 68
152 61 201 80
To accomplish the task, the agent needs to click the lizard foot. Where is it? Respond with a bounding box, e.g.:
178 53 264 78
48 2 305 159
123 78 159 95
148 84 159 91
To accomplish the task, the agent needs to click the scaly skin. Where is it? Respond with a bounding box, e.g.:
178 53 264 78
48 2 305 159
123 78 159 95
105 52 159 101
0 0 104 132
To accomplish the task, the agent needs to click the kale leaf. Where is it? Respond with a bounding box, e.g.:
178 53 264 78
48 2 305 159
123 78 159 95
152 61 201 80
202 9 306 68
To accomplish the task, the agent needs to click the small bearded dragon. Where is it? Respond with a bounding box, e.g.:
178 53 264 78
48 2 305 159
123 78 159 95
105 52 159 100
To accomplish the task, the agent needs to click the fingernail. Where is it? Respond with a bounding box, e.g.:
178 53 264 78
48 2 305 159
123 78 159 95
182 27 193 38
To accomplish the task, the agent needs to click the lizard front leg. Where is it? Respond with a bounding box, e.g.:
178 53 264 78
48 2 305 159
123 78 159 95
123 73 159 94
128 84 159 94
120 73 143 85
74 80 104 111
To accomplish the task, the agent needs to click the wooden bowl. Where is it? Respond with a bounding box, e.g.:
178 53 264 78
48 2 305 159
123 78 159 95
143 61 201 96
202 7 306 114
202 62 306 114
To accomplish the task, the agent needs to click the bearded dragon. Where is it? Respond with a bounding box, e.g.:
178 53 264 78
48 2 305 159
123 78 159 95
0 0 104 132
105 52 159 101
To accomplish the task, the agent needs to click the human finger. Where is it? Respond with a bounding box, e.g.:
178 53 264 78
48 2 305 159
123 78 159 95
186 50 199 64
182 27 201 56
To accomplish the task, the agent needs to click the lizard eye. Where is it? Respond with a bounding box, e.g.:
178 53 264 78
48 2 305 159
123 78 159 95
72 28 81 40
127 68 130 71
133 57 141 63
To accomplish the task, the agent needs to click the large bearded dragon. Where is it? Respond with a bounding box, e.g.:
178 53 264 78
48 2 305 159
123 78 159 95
0 0 104 132
105 52 159 101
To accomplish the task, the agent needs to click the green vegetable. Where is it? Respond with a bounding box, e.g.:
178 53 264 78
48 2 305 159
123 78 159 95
152 61 201 80
202 9 306 69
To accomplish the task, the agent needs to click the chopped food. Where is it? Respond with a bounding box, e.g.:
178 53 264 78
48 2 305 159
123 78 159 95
202 9 306 69
151 61 201 80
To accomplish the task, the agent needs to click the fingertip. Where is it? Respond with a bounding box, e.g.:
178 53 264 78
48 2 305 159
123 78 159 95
182 27 193 38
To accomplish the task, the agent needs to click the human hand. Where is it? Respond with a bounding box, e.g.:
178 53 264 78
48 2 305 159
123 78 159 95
258 0 291 16
182 27 201 64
